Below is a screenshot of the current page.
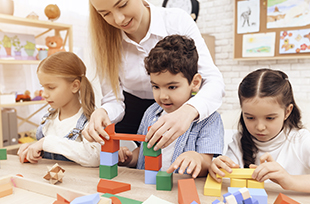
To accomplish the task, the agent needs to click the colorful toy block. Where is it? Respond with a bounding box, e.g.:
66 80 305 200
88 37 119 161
178 178 201 204
247 179 264 189
244 197 259 204
223 192 232 203
100 151 118 166
97 198 112 204
238 187 251 200
230 178 247 188
69 193 101 204
156 171 173 191
216 168 255 179
145 154 162 171
97 179 131 194
225 194 237 204
191 201 199 204
143 142 161 157
0 182 13 198
100 138 120 153
274 193 301 204
212 199 223 204
204 174 222 197
103 123 146 141
99 164 118 179
110 196 122 204
53 194 70 204
232 190 243 203
145 170 158 184
0 149 7 160
228 187 267 204
102 193 143 204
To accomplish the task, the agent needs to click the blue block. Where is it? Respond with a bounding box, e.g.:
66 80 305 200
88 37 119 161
228 187 267 204
71 193 100 204
190 201 199 204
223 192 232 203
233 190 243 203
145 170 158 184
212 199 221 204
100 151 118 166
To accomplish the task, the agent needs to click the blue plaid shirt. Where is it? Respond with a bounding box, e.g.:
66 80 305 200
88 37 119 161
136 103 224 172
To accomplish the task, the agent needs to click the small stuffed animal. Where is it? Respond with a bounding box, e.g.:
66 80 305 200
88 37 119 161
45 36 66 56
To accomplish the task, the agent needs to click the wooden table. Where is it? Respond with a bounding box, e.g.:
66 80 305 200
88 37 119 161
0 155 309 203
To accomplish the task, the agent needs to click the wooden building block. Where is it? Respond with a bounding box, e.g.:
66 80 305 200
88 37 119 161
98 198 112 204
232 190 243 203
223 192 232 203
113 133 145 141
156 171 173 191
0 149 7 160
230 178 247 188
217 168 254 179
228 187 267 204
145 154 162 171
101 139 119 153
71 193 100 204
110 196 122 204
145 170 158 185
99 164 118 179
225 194 237 204
204 174 222 197
238 187 251 200
247 179 264 189
55 194 70 203
0 182 13 198
244 197 259 204
100 151 118 166
274 193 301 204
102 193 143 204
178 178 201 204
97 179 131 194
143 142 161 157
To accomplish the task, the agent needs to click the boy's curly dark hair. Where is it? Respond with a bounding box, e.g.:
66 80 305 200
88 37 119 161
144 35 198 84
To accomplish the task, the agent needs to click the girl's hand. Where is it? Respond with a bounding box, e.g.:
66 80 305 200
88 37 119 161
118 146 133 166
251 152 292 190
17 143 32 163
25 138 45 163
145 104 198 151
166 151 204 178
209 155 239 183
82 108 111 145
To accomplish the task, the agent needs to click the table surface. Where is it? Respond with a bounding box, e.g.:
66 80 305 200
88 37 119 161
0 155 309 203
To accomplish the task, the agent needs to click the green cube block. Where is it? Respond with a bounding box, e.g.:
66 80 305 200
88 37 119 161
143 142 161 157
0 149 7 160
99 164 118 179
102 193 142 204
156 171 173 191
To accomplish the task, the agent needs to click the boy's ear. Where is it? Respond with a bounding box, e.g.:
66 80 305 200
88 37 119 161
191 73 202 93
71 79 81 94
284 104 294 120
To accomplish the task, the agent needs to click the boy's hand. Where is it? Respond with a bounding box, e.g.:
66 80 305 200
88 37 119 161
145 104 198 151
251 152 292 190
209 155 239 183
118 146 133 166
166 151 203 178
17 143 32 163
25 138 45 163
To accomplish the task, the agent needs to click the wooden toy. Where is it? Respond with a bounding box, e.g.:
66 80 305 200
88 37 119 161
247 179 264 189
102 193 142 204
99 164 118 179
216 168 255 179
144 170 158 185
70 193 100 204
100 151 118 166
143 194 174 204
110 196 122 204
178 178 201 204
97 179 131 194
230 178 247 188
143 142 161 157
0 149 7 160
225 194 238 204
204 174 222 197
54 194 70 203
0 182 13 198
43 163 65 185
145 154 162 171
228 187 267 204
273 193 301 204
156 171 173 191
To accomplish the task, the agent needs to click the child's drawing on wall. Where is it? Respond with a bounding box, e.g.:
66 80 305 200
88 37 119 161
267 0 310 29
237 0 260 34
279 29 310 54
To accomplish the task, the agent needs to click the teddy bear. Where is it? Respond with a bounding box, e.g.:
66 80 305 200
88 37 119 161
45 35 66 56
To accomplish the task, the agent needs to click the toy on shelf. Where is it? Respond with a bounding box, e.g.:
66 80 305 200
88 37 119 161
26 11 39 20
44 4 61 21
16 90 31 102
46 36 66 57
32 90 44 101
43 163 65 185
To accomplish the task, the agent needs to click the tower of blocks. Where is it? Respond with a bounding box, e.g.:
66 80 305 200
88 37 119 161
204 168 264 197
0 148 7 168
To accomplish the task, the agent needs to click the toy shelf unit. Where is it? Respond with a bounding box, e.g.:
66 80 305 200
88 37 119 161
0 13 73 64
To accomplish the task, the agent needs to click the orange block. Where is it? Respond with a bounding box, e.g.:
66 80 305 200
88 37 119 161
53 194 70 203
112 133 145 142
110 196 122 204
274 193 300 204
145 154 162 171
0 183 13 198
101 138 119 153
97 179 131 194
178 179 201 204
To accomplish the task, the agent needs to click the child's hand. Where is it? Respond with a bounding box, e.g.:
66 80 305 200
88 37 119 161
166 151 204 178
251 152 292 190
17 143 32 163
209 155 239 183
118 146 133 166
25 138 45 163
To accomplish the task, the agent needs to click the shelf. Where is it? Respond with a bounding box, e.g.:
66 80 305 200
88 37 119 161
0 60 41 65
4 143 22 151
0 100 47 108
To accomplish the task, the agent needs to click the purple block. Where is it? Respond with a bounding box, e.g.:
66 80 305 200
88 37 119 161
145 170 158 184
100 151 118 166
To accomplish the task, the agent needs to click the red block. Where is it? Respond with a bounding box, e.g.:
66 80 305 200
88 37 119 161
145 154 162 171
52 194 70 204
274 193 300 204
100 138 119 153
97 179 131 194
110 196 122 204
178 179 201 204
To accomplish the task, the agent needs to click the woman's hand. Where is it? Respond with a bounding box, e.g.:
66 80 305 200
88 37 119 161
209 155 239 182
82 108 111 145
145 104 198 151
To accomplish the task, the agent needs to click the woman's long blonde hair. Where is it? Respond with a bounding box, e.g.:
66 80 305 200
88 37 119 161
37 52 95 120
89 1 123 98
